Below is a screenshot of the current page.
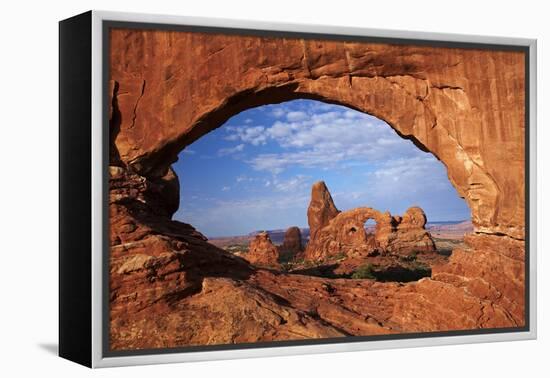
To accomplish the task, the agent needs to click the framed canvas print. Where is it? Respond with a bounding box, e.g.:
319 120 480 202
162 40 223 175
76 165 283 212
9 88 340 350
59 10 537 368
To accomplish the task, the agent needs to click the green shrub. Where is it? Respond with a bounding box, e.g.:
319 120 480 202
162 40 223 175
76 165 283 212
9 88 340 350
351 263 376 279
280 262 293 272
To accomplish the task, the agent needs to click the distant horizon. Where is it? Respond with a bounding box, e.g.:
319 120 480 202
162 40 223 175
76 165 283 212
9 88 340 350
173 99 471 237
205 219 472 239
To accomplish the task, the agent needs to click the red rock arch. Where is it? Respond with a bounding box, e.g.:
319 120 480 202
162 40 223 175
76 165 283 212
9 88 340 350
109 29 525 240
108 28 526 348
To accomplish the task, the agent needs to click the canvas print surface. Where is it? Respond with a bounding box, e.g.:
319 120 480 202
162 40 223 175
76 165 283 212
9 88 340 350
107 26 526 352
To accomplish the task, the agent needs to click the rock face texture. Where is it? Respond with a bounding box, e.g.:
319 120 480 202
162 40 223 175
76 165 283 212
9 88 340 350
391 207 437 255
304 182 436 261
245 232 280 268
307 182 340 242
280 226 304 257
108 28 526 350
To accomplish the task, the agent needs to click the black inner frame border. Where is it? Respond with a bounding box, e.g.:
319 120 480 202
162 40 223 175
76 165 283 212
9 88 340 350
102 19 531 358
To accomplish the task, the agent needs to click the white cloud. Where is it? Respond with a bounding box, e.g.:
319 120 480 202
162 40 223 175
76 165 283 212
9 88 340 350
178 153 465 236
266 121 294 139
224 126 267 146
307 101 337 112
224 134 240 141
175 101 469 235
181 149 196 155
218 143 245 156
286 111 307 122
343 110 360 119
271 108 285 118
330 155 454 214
272 175 311 192
225 103 424 174
377 137 401 146
179 192 311 236
249 150 346 174
368 156 449 194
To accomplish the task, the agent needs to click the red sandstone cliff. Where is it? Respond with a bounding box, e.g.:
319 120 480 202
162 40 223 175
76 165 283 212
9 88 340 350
108 28 526 350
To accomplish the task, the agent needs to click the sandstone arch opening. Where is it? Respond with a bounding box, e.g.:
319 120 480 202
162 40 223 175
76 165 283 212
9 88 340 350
172 99 471 282
363 218 377 250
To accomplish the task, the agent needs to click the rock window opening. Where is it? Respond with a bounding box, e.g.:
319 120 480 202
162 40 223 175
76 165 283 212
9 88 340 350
172 99 471 283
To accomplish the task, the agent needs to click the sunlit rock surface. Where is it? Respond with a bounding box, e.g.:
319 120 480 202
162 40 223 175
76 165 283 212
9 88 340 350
108 29 526 350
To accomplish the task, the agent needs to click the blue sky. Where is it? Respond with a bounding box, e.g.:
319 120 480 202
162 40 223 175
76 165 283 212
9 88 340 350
172 100 470 237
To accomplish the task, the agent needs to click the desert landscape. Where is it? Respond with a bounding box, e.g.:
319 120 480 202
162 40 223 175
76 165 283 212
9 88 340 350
210 181 471 283
108 27 526 351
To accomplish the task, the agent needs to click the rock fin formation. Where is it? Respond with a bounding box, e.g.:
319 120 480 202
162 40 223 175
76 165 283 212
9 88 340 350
307 181 340 241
